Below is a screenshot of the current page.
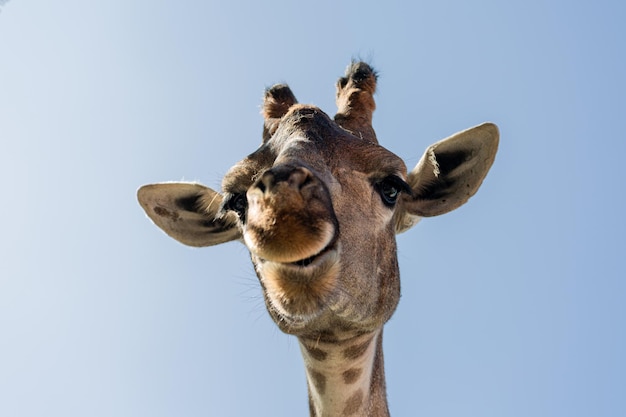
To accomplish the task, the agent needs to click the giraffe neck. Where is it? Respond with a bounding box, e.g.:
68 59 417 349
298 328 389 417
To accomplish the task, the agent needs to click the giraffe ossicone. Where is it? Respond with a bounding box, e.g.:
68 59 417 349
137 62 499 417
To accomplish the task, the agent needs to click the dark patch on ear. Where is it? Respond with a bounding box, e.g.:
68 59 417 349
417 178 457 201
176 194 201 212
435 150 470 176
199 218 236 232
414 150 470 201
153 206 180 221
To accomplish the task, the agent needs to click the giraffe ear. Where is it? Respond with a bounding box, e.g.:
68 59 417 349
137 182 241 247
395 123 499 233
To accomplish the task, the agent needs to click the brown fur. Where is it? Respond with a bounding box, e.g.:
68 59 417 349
343 337 374 360
342 368 363 385
342 390 364 416
308 367 327 396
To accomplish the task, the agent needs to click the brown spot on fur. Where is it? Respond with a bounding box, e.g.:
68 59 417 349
304 344 328 362
308 330 339 344
342 368 362 385
343 337 372 360
307 367 326 396
153 206 179 221
342 390 363 416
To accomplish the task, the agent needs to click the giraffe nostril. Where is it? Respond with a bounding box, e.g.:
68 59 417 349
298 171 314 190
256 166 315 193
257 171 273 193
288 168 314 190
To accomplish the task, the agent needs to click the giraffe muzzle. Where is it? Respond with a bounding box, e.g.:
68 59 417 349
243 165 339 265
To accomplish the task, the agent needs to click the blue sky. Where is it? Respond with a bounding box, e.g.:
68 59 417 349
1 1 624 416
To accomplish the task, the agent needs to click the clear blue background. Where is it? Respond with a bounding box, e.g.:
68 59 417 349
1 1 624 416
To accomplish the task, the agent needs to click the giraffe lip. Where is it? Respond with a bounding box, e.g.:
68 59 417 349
289 243 336 267
252 224 340 268
255 242 337 268
287 229 339 268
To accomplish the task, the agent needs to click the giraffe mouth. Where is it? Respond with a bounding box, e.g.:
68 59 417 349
255 238 338 271
257 241 341 325
298 218 340 266
251 226 341 324
248 218 339 268
288 236 338 268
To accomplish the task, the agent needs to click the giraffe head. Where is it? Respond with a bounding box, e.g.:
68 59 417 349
137 62 498 339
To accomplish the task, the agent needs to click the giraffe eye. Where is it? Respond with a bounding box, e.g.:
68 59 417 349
380 182 399 206
376 176 411 207
225 193 248 218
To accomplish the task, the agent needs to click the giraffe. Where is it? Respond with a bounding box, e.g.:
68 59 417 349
137 62 498 417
